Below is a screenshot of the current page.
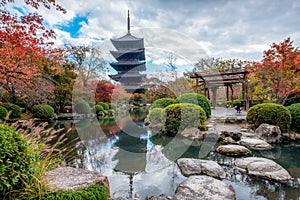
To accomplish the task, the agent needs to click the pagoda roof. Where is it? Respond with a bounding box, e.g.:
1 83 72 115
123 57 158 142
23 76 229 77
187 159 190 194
110 49 145 60
111 33 143 42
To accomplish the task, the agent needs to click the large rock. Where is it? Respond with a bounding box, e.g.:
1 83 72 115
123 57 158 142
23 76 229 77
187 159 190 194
216 144 252 156
255 123 282 143
145 194 172 200
174 175 236 200
177 158 226 179
235 157 293 183
180 127 204 140
44 167 110 195
238 138 272 150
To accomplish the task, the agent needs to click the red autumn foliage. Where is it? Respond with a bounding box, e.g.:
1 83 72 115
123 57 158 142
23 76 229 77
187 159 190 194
246 38 300 104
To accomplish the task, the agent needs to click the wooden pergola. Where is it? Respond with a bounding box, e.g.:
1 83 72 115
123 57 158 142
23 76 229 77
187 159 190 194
188 69 250 110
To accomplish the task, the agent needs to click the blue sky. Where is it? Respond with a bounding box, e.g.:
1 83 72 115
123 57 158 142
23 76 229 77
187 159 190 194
7 0 300 69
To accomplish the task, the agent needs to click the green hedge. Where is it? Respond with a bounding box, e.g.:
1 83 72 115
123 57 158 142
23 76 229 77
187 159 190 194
0 106 8 120
97 102 109 110
164 103 207 136
246 103 291 131
0 125 37 196
148 108 165 125
95 105 104 114
150 98 176 110
32 104 54 119
287 103 300 131
0 103 22 118
74 102 91 114
177 93 211 117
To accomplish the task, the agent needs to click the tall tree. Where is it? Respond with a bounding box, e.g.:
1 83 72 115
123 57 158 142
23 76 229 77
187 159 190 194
67 45 107 87
246 38 300 104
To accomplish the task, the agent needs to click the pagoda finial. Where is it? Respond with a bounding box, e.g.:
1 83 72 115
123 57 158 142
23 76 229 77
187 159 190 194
127 10 130 34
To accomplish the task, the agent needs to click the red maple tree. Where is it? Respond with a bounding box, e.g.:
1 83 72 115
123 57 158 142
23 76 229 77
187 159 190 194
246 38 300 104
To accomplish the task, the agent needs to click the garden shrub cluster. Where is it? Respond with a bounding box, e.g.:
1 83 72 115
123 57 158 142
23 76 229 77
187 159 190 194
0 125 37 196
97 102 109 110
286 103 300 131
176 93 211 117
0 106 8 120
74 102 91 114
148 108 165 125
150 98 176 110
0 103 22 118
164 103 207 136
95 105 104 114
246 103 291 131
32 104 55 119
33 185 108 200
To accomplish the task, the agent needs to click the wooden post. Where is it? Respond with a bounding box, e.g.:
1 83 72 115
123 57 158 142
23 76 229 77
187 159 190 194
195 78 199 93
230 85 233 101
226 85 229 102
212 87 217 109
245 80 250 110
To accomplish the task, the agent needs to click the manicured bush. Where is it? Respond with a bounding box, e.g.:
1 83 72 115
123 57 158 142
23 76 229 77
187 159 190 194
0 124 37 195
150 98 176 110
34 185 108 200
177 93 211 117
232 99 242 107
148 108 165 125
246 103 291 131
74 102 91 114
32 104 55 119
97 102 109 110
164 103 207 136
0 103 22 118
0 106 8 120
287 103 300 131
95 105 104 114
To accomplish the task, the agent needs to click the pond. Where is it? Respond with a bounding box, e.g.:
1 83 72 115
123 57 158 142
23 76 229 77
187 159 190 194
52 109 300 200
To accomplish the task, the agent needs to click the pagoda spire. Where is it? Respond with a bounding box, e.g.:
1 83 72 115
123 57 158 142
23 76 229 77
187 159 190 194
127 10 130 34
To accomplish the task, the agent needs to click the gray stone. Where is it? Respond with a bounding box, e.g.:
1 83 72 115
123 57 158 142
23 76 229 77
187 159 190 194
238 138 272 150
235 157 293 183
216 144 252 156
177 158 226 179
44 167 109 195
255 123 282 143
180 127 204 140
174 175 236 200
145 194 172 200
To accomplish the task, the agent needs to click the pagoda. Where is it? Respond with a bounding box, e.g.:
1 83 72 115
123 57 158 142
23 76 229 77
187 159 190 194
109 10 146 93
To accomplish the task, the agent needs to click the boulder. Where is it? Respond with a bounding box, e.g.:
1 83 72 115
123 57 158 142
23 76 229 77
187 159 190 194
255 123 282 143
235 157 293 183
216 144 252 156
174 175 236 200
44 167 110 195
145 194 172 200
177 158 226 179
220 131 242 141
238 138 272 150
180 127 204 140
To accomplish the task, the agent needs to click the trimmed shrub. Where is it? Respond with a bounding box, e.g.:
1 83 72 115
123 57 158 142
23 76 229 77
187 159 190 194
233 99 242 107
97 102 109 110
0 106 8 120
148 108 165 125
95 105 104 114
150 98 176 110
246 103 291 131
0 124 37 195
34 185 108 200
32 104 54 119
74 102 91 114
177 93 211 117
0 103 22 118
287 103 300 131
164 103 207 136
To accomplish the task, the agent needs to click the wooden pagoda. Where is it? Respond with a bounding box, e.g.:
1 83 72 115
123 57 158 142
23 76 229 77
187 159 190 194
109 10 146 93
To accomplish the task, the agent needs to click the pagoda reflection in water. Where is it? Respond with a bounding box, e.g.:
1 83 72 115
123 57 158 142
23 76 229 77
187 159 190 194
109 10 146 93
